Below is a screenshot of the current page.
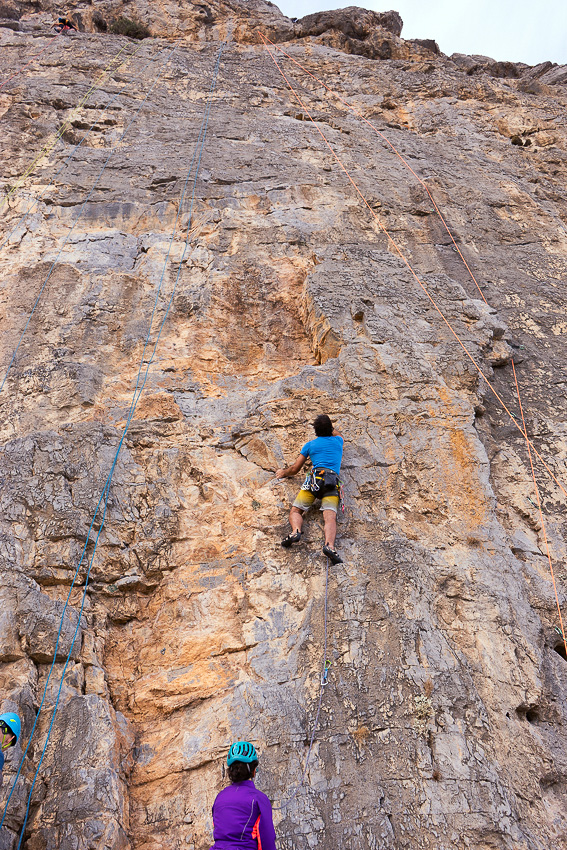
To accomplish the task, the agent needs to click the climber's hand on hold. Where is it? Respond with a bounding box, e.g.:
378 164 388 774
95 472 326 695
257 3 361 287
275 455 306 480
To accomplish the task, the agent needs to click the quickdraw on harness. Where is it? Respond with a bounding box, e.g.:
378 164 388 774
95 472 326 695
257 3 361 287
306 467 345 513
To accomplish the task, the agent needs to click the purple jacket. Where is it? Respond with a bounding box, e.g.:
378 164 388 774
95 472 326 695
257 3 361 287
210 779 276 850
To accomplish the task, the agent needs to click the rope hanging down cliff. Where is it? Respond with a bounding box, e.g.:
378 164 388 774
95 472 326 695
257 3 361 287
511 360 567 657
258 33 488 304
0 42 225 846
1 40 135 210
260 38 567 490
257 34 567 466
0 42 172 397
0 30 61 93
259 35 567 661
0 37 149 255
258 36 566 495
258 36 567 502
258 36 567 508
272 556 331 811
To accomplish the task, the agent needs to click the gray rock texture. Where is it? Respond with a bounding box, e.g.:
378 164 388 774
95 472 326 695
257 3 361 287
0 3 566 849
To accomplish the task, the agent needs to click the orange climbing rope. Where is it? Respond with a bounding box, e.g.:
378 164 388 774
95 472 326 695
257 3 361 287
0 31 61 93
258 32 488 305
260 34 567 612
511 359 567 660
259 35 567 507
260 34 567 663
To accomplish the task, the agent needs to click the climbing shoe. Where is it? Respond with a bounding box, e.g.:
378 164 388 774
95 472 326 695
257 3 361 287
323 544 343 564
281 531 302 548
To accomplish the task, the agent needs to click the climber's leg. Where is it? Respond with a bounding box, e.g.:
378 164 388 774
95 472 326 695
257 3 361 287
289 505 304 534
281 506 304 547
322 509 336 549
321 497 343 563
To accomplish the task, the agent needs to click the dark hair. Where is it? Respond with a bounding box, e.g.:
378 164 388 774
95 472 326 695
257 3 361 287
227 760 258 783
313 414 333 437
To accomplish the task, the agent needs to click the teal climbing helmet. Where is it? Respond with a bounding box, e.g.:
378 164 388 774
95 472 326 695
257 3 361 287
227 741 258 766
0 712 21 745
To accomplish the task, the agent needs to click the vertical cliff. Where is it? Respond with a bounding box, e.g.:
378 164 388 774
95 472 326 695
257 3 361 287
0 2 566 848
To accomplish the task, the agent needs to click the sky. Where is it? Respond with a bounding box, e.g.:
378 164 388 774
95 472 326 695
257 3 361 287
276 0 567 66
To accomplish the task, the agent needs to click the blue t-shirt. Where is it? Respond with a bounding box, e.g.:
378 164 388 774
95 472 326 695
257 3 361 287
300 435 343 474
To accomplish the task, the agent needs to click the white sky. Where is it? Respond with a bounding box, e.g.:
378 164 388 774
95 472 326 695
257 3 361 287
276 0 567 66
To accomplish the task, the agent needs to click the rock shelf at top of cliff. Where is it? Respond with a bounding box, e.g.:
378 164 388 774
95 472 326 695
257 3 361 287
0 1 567 849
1 0 567 84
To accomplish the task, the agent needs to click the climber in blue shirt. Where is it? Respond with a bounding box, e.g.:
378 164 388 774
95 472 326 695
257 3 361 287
275 414 344 564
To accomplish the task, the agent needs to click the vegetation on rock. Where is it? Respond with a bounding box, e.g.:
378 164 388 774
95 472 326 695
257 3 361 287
109 16 151 39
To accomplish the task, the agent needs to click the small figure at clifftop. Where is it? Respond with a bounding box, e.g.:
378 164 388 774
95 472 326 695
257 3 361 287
275 414 344 564
210 741 276 850
53 16 77 33
0 713 20 789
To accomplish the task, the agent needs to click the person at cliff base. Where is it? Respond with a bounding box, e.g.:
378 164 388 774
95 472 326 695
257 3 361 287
275 413 344 565
0 713 21 789
210 741 276 850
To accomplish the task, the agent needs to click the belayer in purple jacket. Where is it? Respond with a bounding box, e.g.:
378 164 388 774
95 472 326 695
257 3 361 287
210 741 276 850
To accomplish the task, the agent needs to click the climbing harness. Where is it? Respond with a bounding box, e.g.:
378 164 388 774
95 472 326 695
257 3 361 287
0 38 150 257
259 34 567 659
0 42 172 397
259 37 567 500
308 467 339 498
306 467 345 513
251 815 262 847
1 43 225 845
1 41 136 209
273 556 331 811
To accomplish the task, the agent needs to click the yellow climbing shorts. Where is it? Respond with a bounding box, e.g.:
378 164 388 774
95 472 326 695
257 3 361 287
293 487 340 514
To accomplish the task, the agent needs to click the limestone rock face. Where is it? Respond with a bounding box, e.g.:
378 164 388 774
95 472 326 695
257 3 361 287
1 3 567 849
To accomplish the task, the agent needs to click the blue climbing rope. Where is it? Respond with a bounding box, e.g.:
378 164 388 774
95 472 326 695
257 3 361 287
0 42 176 397
0 41 152 256
0 42 224 847
273 556 331 811
0 39 177 832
